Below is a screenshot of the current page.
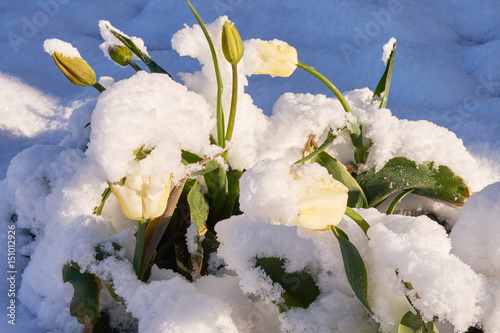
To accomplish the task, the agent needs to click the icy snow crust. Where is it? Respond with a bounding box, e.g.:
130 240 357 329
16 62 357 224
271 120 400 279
0 6 500 333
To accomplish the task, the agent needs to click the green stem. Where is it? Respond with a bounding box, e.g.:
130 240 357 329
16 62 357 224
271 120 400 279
225 64 238 143
296 61 370 164
294 131 335 164
141 178 187 279
296 62 352 114
133 219 147 280
128 60 143 72
92 82 106 93
186 0 225 149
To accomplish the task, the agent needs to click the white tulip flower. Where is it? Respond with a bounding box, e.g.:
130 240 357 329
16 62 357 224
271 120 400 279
255 41 298 77
110 174 172 221
291 170 349 231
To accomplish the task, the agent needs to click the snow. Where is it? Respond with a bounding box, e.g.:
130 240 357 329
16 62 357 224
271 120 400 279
382 37 396 65
1 0 500 332
43 38 82 58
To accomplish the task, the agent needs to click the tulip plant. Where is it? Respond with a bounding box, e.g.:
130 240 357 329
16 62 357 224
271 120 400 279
44 1 472 332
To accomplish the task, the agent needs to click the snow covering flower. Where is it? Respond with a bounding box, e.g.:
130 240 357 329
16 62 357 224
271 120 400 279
51 51 97 87
110 174 172 220
254 41 298 77
291 167 349 230
221 21 244 65
240 160 348 230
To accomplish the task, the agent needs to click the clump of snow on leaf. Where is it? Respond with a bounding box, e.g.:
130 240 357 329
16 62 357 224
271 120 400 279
344 88 493 192
382 37 396 65
43 38 82 58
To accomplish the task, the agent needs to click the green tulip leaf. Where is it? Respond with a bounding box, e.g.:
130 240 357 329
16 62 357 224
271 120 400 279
373 40 396 109
187 180 209 235
397 311 440 333
331 226 372 313
344 207 370 235
108 28 171 77
425 321 440 333
133 145 153 161
398 311 423 333
255 257 320 312
62 263 101 332
181 150 220 175
204 164 228 223
356 157 471 207
386 189 415 215
311 151 368 208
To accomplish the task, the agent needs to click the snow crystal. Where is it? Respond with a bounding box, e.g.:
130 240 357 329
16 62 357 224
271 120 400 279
43 39 82 58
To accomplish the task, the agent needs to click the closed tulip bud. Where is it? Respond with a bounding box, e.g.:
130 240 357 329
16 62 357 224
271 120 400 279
222 21 244 65
110 174 172 221
108 45 133 66
52 51 97 86
292 170 348 231
255 41 298 77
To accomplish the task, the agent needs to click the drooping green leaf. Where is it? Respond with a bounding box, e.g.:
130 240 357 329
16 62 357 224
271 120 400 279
386 189 415 215
311 151 368 208
356 157 471 207
187 180 209 235
398 311 424 333
62 264 101 332
373 40 396 108
108 28 171 76
331 226 372 313
256 257 320 312
344 207 370 235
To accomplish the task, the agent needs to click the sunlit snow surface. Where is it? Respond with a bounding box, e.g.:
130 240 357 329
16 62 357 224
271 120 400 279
0 1 500 332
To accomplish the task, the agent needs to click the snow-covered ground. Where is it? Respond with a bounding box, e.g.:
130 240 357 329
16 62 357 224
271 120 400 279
1 1 500 332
